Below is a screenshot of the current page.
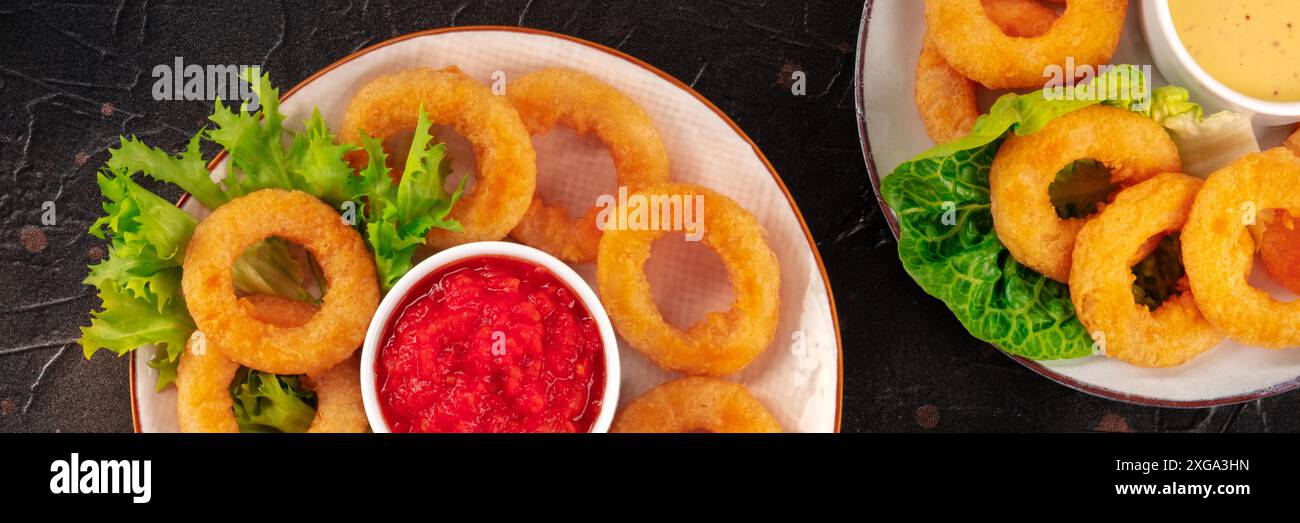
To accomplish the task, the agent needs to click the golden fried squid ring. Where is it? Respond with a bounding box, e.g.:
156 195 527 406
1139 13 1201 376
1069 173 1223 367
596 183 780 375
611 378 781 433
1258 129 1300 294
924 0 1127 89
1184 148 1300 348
991 105 1181 282
340 67 537 249
507 69 671 263
176 298 369 433
182 189 379 375
916 0 1059 142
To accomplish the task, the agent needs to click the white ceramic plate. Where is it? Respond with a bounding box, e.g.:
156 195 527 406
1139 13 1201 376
132 27 842 432
858 0 1300 406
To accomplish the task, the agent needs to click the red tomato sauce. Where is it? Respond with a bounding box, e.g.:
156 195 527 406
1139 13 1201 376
376 256 605 432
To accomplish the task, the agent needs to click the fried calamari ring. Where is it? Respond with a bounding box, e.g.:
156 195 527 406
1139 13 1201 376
1258 210 1300 295
596 183 780 375
1184 148 1300 347
340 67 537 249
915 0 1058 142
1258 132 1300 294
182 189 379 375
924 0 1126 89
507 69 671 263
300 354 369 433
611 378 781 433
991 105 1181 282
177 298 369 433
1069 173 1222 367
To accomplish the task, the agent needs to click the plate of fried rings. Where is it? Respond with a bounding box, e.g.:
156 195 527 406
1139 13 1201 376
97 26 842 433
858 0 1300 406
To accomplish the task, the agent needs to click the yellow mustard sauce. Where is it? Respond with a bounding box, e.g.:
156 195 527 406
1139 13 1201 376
1170 0 1300 102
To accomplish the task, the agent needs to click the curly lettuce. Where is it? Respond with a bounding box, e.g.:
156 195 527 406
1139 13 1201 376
82 71 464 393
229 368 317 433
881 65 1154 360
358 107 465 290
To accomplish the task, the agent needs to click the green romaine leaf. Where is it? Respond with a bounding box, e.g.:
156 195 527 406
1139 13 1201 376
1048 159 1119 219
880 66 1156 360
883 140 1093 359
1142 87 1258 177
918 65 1150 162
1131 233 1185 311
229 368 317 433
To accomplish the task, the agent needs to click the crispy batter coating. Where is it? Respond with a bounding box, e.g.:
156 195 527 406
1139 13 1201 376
1259 134 1300 293
340 67 537 249
1184 148 1300 347
182 189 378 375
176 330 241 433
924 0 1126 89
611 377 781 433
177 297 368 433
1069 173 1222 367
507 69 671 263
991 106 1181 282
595 183 779 375
915 0 1058 142
302 354 369 433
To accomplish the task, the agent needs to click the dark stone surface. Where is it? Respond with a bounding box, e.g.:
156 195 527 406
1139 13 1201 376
0 0 1291 433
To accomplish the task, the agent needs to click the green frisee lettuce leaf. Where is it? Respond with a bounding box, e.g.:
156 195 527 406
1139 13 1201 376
83 72 465 390
229 368 317 433
359 106 465 290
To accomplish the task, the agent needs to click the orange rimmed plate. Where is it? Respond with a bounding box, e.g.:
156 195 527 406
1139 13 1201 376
130 26 844 432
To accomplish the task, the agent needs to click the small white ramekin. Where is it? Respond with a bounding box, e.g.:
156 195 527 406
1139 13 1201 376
1141 0 1300 126
359 241 620 433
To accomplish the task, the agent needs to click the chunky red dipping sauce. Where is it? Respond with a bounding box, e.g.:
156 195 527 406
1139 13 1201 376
376 256 605 433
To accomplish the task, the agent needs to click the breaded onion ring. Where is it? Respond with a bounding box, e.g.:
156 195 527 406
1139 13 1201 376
1258 210 1300 295
176 330 241 433
1184 148 1300 347
596 183 779 375
915 0 1058 142
924 0 1127 89
177 298 368 433
300 354 369 433
611 377 781 433
1258 133 1300 294
1069 173 1222 367
182 189 378 375
991 105 1181 282
340 67 537 249
507 68 671 263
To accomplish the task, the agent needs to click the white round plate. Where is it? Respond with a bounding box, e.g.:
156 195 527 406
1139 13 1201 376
133 27 842 432
858 0 1300 406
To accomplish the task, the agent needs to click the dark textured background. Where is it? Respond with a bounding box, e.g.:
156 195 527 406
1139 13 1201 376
0 0 1293 433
